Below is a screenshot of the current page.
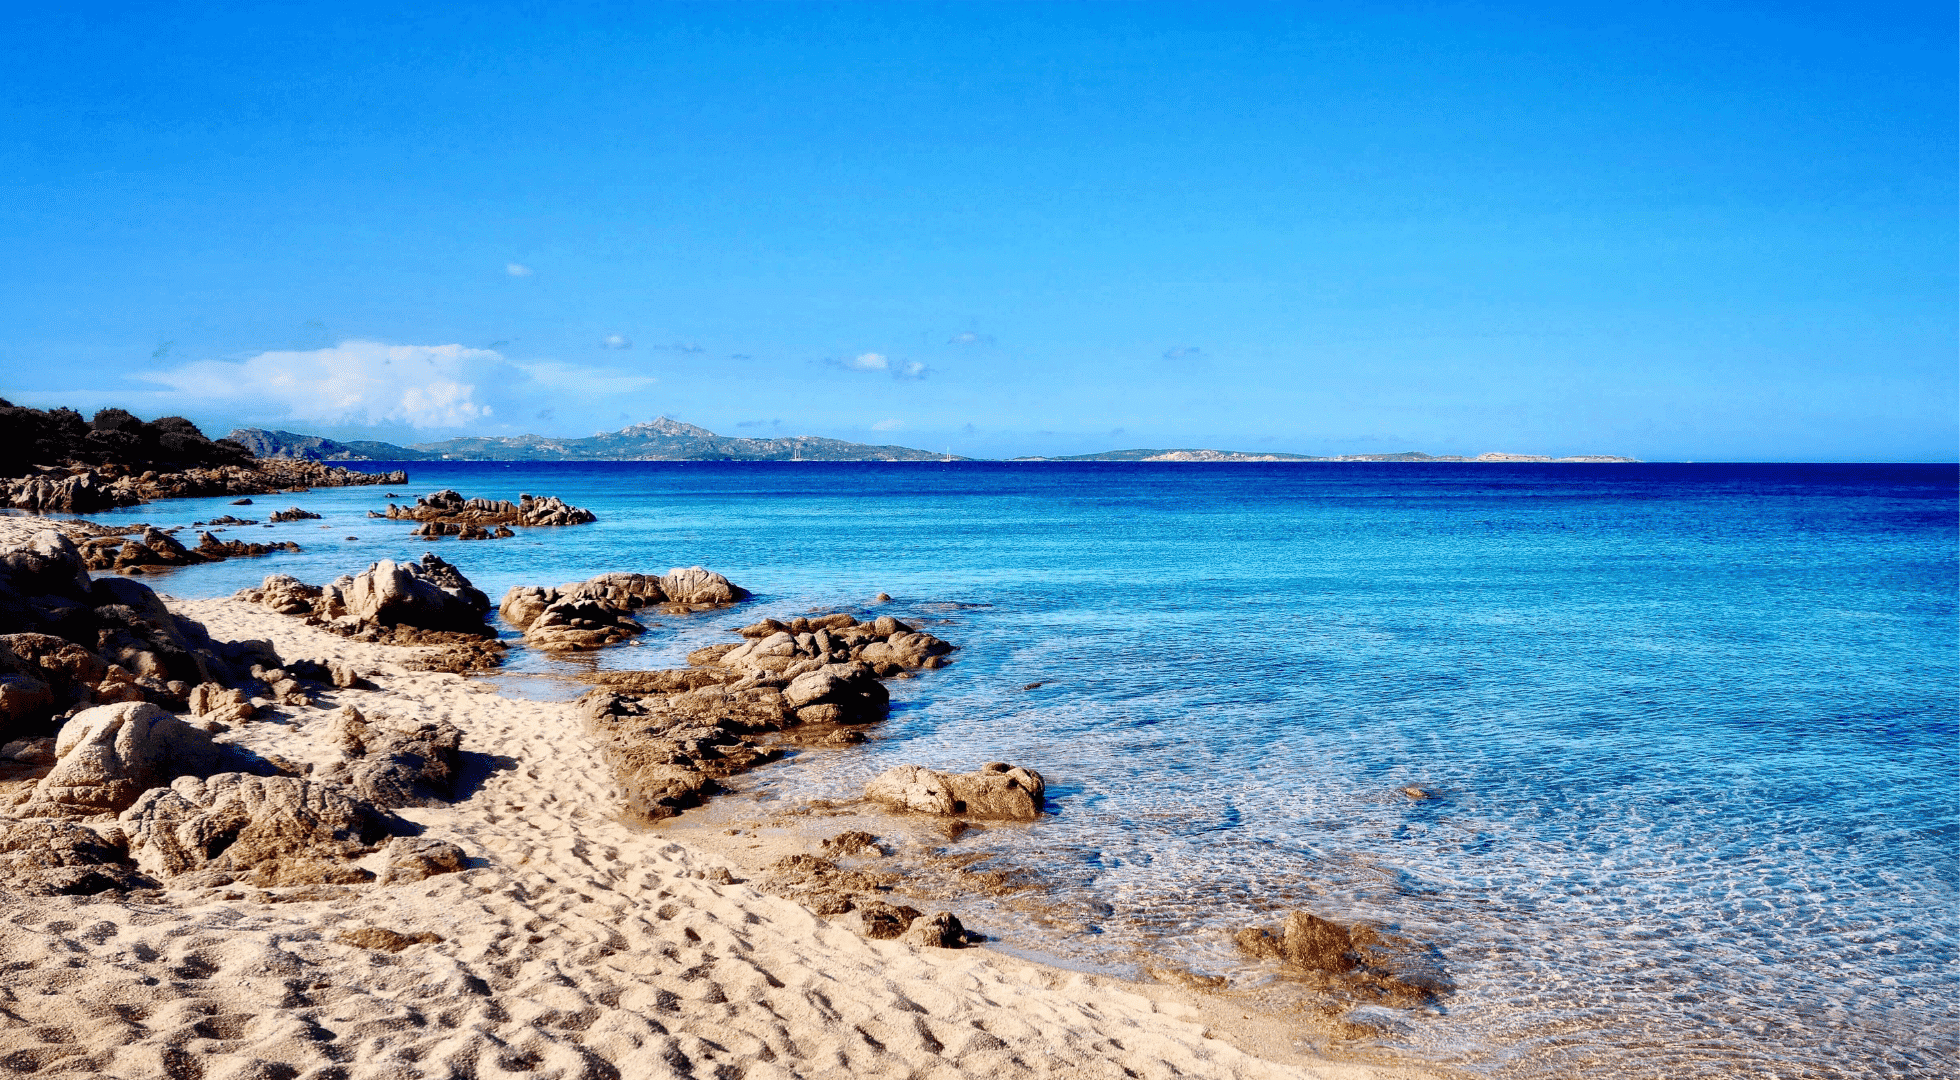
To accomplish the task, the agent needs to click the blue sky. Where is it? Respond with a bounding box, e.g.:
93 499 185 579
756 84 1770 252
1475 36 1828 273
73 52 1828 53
1 2 1952 460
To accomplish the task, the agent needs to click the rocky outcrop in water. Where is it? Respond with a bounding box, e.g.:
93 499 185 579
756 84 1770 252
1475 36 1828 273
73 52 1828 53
375 489 596 537
74 525 300 574
698 613 952 677
268 507 321 522
864 762 1046 820
1234 910 1453 1007
500 568 749 650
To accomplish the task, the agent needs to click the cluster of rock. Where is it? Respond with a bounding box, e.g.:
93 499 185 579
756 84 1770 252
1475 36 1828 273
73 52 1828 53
687 612 953 677
232 555 505 671
372 489 597 540
1234 910 1453 1007
0 522 470 897
6 459 405 515
74 525 301 573
759 843 968 948
576 611 960 821
268 506 321 522
2 699 467 896
0 530 282 741
500 568 750 650
236 554 494 636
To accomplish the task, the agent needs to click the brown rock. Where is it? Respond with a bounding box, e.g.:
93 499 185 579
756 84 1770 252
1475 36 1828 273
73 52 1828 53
377 836 468 884
864 762 1046 820
119 772 401 881
338 927 443 952
0 819 156 896
903 911 966 948
857 899 923 940
27 701 219 816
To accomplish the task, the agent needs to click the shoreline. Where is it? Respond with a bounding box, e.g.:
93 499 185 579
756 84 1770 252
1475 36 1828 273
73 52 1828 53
0 513 1447 1079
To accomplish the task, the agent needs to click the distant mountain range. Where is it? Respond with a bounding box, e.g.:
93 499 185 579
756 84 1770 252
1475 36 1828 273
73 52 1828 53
229 417 957 462
228 419 1638 464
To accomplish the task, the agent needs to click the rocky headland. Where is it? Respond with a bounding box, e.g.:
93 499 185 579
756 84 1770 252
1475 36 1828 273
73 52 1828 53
1 401 403 514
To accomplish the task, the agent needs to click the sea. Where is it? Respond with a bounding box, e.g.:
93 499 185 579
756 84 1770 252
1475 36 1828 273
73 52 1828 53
62 461 1959 1078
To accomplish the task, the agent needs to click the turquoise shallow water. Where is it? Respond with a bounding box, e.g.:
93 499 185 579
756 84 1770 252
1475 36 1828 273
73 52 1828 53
69 461 1959 1078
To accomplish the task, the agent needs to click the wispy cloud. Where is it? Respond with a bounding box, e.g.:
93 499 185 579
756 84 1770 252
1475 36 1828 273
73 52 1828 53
139 341 499 428
651 342 705 354
515 361 658 395
871 418 903 431
947 331 995 346
600 334 632 349
1163 345 1205 361
134 341 658 430
506 262 534 277
826 352 931 380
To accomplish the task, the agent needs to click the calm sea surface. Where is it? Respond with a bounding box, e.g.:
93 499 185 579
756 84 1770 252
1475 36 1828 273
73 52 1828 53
71 461 1958 1078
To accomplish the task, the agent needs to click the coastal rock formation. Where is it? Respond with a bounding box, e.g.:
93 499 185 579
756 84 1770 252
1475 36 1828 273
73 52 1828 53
501 568 749 650
705 613 952 677
0 403 404 513
268 506 321 522
314 706 462 809
782 662 889 724
344 555 493 633
0 819 156 896
0 529 264 739
24 702 218 817
377 489 597 535
864 762 1046 820
578 683 791 822
1234 910 1453 1006
75 525 300 573
232 557 503 669
119 772 404 886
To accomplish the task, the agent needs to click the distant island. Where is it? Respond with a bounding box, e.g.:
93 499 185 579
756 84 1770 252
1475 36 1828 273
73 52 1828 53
228 417 1639 464
229 418 958 463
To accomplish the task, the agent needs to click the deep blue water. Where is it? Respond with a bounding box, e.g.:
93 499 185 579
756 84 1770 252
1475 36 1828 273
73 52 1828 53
68 461 1959 1078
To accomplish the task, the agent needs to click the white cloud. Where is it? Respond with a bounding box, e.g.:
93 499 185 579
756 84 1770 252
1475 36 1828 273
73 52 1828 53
947 331 994 345
506 262 534 277
515 361 658 394
871 418 903 431
896 361 929 379
140 341 499 428
601 334 632 349
846 352 889 371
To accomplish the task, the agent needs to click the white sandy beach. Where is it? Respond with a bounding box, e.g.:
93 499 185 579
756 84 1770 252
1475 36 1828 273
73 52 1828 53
0 516 1438 1080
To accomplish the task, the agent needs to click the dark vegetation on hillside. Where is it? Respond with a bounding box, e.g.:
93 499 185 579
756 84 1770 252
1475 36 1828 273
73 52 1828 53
0 400 255 478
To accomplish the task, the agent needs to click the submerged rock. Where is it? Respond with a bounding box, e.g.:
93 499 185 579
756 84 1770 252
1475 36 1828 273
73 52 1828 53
1234 910 1454 1006
864 762 1046 820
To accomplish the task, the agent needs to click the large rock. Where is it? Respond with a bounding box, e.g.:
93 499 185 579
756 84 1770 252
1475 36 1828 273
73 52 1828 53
0 819 156 895
864 762 1046 820
1233 910 1455 1006
782 662 889 724
315 707 462 808
506 567 748 650
659 566 746 605
27 702 218 816
342 555 492 634
120 772 401 885
711 613 952 676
